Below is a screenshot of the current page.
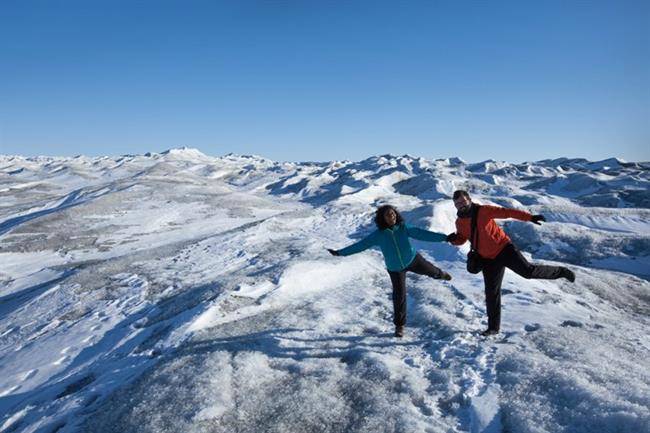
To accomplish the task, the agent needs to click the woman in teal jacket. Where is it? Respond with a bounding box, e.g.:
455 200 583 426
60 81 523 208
328 205 451 337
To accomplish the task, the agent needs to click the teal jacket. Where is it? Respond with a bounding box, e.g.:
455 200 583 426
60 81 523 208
338 223 446 272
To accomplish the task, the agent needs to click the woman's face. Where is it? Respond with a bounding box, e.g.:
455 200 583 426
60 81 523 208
384 208 397 227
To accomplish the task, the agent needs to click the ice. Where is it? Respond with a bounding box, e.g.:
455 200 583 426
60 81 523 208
469 384 501 433
0 149 648 432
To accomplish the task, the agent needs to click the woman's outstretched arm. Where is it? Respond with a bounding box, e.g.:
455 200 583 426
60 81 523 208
334 230 379 256
405 224 447 242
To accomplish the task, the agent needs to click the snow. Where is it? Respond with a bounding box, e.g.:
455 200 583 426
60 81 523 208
469 384 501 433
0 148 648 433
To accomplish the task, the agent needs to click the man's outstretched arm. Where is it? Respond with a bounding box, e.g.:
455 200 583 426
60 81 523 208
481 205 533 222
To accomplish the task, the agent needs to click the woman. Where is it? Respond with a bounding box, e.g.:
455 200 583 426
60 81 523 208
328 205 451 337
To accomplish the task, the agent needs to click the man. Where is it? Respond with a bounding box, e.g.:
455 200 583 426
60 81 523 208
447 190 575 336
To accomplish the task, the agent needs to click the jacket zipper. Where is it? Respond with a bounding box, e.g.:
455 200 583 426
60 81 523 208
390 230 406 269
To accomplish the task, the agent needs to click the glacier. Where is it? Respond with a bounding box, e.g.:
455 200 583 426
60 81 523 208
0 148 648 433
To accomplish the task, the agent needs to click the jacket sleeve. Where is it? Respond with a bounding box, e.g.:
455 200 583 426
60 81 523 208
481 205 532 222
338 230 379 256
405 224 447 242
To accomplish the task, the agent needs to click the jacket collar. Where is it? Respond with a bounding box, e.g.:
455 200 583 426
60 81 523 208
383 222 402 232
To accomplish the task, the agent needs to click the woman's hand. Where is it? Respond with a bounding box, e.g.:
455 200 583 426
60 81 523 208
327 248 340 256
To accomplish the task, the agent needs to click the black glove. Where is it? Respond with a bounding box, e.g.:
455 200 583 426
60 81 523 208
446 233 458 242
531 214 546 225
327 248 340 256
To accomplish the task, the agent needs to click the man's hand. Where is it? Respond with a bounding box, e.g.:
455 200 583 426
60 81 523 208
446 233 458 243
531 214 546 225
327 248 340 256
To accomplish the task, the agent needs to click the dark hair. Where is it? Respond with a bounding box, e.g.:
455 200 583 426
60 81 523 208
453 190 471 200
374 205 404 230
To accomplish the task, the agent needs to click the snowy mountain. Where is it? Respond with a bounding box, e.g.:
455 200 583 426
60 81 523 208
0 149 648 433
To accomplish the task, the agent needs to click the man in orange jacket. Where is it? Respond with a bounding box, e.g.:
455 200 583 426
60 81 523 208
447 190 575 336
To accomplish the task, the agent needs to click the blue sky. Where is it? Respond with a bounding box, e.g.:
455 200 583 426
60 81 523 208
1 0 648 162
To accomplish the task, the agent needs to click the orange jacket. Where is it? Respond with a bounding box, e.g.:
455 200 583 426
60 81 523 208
451 205 532 259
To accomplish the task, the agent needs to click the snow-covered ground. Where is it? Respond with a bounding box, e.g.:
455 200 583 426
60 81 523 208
0 148 648 433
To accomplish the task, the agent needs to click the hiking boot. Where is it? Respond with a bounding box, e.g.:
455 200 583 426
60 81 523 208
560 267 576 283
439 271 452 281
395 326 404 338
480 328 499 337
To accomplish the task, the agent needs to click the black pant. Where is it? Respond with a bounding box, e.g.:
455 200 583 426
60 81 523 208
482 243 565 331
387 253 445 327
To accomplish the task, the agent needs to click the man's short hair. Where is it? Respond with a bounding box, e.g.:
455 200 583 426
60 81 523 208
453 190 471 200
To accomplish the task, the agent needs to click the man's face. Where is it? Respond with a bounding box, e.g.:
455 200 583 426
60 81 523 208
453 195 472 213
384 208 397 227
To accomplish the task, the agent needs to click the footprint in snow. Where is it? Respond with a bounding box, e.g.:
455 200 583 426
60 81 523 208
53 355 70 365
22 369 38 380
0 325 19 337
560 320 583 328
404 357 420 368
524 323 541 332
0 385 21 397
